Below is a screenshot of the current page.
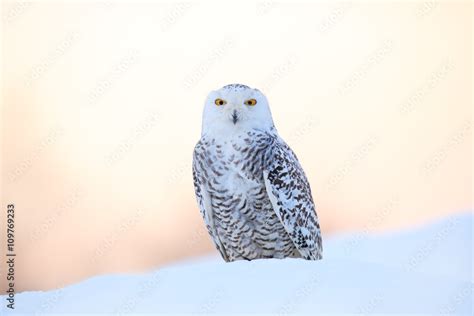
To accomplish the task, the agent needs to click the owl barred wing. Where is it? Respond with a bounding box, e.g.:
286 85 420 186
192 145 229 261
263 137 322 260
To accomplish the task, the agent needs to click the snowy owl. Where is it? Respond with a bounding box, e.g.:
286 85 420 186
192 84 322 261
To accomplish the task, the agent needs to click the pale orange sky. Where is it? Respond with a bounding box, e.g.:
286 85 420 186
1 0 472 292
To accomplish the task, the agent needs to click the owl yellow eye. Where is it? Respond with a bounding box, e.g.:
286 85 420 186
214 98 227 106
244 99 257 106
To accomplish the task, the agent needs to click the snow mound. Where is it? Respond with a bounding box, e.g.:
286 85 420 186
5 212 473 314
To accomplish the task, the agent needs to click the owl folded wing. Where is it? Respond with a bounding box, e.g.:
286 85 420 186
263 138 322 260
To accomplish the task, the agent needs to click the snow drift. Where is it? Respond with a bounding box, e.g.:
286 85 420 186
4 212 472 314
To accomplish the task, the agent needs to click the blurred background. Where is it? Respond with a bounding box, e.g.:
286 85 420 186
1 0 472 292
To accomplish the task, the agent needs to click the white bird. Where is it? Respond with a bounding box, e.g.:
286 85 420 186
193 84 322 261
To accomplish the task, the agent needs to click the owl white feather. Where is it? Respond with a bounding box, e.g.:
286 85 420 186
193 84 322 261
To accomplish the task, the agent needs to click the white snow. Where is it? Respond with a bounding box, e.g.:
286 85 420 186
4 212 473 314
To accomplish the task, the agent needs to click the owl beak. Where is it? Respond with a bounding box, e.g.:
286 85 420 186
232 110 238 125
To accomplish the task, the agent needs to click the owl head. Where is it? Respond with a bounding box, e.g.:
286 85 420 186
201 84 275 136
